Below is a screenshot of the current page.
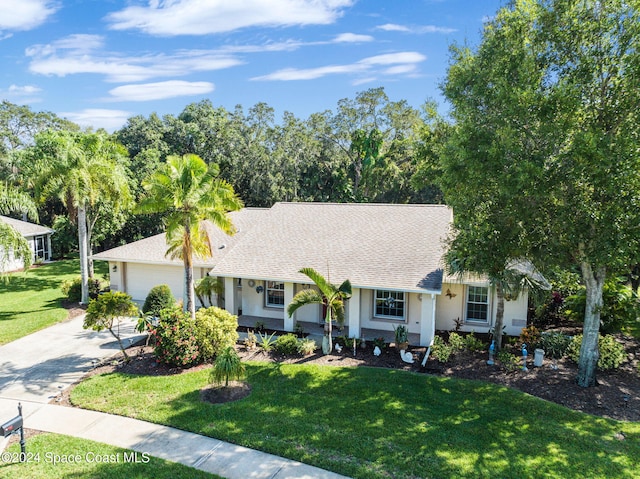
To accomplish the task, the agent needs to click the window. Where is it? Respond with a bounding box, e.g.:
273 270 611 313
466 286 489 322
266 281 285 307
374 290 405 320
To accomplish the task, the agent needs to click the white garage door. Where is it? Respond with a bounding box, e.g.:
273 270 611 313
125 263 185 303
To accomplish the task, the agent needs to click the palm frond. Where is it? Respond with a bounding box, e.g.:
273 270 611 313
287 289 324 317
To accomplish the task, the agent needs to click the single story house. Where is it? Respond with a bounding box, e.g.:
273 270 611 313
94 203 529 346
0 215 54 272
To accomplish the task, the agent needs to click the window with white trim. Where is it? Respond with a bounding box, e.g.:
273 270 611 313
266 281 285 307
466 286 489 322
374 290 405 320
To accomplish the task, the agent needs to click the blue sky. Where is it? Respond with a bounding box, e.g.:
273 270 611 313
0 0 506 131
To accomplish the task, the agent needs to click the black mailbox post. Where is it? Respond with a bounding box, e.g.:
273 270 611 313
1 403 25 460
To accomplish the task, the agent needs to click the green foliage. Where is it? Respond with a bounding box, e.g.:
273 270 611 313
538 332 572 360
520 325 541 350
258 331 277 352
430 336 452 363
61 276 101 302
210 346 245 387
447 332 465 351
568 334 626 371
372 337 387 350
151 307 200 367
463 332 485 352
564 279 640 334
142 284 176 316
497 350 520 372
195 275 223 307
194 306 239 362
243 330 257 349
273 333 300 356
394 324 409 345
297 337 317 355
293 321 305 337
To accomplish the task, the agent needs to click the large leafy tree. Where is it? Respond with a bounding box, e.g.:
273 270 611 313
0 184 38 271
136 154 243 319
441 0 640 387
32 131 133 303
287 268 352 355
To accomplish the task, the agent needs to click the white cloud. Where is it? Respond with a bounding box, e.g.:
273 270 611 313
333 33 374 43
59 109 132 132
0 0 58 31
106 0 354 36
108 81 214 102
376 23 456 34
8 84 42 95
252 51 426 81
27 36 243 82
2 84 43 104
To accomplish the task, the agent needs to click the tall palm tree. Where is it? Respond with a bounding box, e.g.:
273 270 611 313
33 131 132 303
0 184 38 272
287 267 352 354
136 154 243 319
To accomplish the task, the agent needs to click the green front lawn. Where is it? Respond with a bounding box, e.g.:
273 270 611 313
71 363 640 479
0 259 105 345
2 433 220 478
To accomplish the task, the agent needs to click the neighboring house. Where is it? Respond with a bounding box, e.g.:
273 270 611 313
0 215 54 272
94 202 529 346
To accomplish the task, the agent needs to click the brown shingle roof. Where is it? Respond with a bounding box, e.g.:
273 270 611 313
211 203 452 292
92 208 268 267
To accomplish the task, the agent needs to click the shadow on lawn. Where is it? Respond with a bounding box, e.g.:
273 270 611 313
142 364 638 479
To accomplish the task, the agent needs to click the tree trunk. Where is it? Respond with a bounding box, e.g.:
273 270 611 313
183 224 196 320
324 307 333 355
77 205 89 304
577 262 605 387
86 218 94 278
494 281 505 351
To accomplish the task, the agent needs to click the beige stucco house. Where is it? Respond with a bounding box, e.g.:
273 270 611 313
0 215 54 272
94 202 529 346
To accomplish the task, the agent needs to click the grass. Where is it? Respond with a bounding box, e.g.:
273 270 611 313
1 433 221 478
0 258 107 345
71 363 640 479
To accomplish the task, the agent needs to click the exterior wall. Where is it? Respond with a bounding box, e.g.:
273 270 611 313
0 233 53 273
358 290 422 335
239 280 285 319
435 281 528 337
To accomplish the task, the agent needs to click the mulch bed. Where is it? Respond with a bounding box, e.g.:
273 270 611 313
51 330 640 422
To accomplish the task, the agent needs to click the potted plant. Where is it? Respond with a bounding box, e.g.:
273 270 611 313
394 325 409 351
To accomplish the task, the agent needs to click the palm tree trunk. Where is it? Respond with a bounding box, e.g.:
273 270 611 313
325 306 333 354
184 224 196 320
78 204 89 304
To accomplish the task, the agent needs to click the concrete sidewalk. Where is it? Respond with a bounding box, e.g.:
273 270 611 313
0 315 349 478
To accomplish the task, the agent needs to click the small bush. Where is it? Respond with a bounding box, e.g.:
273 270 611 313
258 331 277 352
520 325 541 350
151 307 200 367
194 307 239 362
61 276 101 302
568 334 626 370
210 347 245 387
497 350 520 372
464 332 485 352
274 333 300 355
297 338 317 355
243 330 257 349
538 332 571 359
448 332 465 351
294 322 305 337
430 336 453 363
142 285 176 316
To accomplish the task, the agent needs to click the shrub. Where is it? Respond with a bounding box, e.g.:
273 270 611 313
273 333 300 355
520 325 541 350
210 347 245 387
243 330 257 349
538 332 571 359
430 336 453 363
61 276 101 302
372 337 387 350
568 334 626 370
497 350 520 372
463 332 485 352
297 338 317 355
294 321 305 337
448 332 465 351
194 307 239 362
151 307 200 367
258 331 277 352
142 285 176 316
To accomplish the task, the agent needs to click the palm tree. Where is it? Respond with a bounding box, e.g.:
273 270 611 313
287 267 352 354
0 184 39 272
136 154 243 319
32 131 132 303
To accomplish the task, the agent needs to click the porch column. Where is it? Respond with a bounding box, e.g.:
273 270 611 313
348 287 361 338
47 235 52 261
419 293 436 347
224 277 236 315
284 282 294 331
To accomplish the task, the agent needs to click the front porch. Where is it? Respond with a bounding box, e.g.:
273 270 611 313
237 315 421 346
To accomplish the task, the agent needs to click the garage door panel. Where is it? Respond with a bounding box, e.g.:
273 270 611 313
125 263 184 303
